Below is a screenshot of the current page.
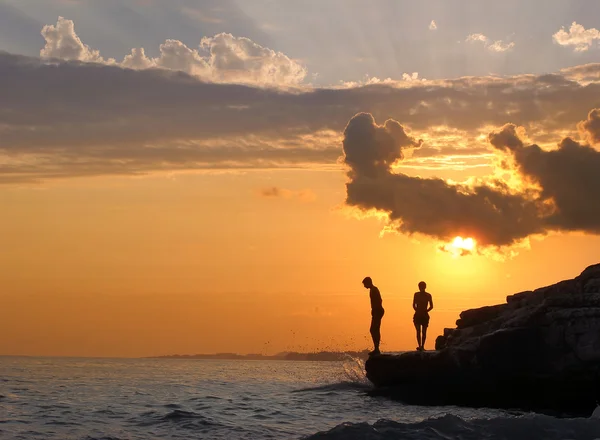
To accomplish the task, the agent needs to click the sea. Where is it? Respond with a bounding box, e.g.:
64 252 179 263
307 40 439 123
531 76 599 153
1 356 599 439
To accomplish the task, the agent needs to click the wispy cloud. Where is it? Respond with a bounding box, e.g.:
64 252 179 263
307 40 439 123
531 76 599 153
466 33 515 52
259 187 316 202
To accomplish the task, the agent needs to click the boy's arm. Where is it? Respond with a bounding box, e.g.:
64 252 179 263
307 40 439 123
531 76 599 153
412 293 417 311
427 294 434 312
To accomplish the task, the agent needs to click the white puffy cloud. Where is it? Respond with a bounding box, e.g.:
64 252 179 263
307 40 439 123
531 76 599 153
121 48 154 70
40 17 306 87
553 22 600 52
199 33 307 85
466 33 515 52
429 20 437 31
40 16 107 63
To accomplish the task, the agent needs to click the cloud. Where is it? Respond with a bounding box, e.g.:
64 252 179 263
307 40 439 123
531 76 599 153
487 40 516 53
466 33 488 44
3 42 600 182
343 111 600 248
553 22 600 52
343 113 543 247
40 17 307 86
259 187 316 202
489 122 600 234
336 72 424 88
343 113 422 178
466 33 515 52
578 109 600 145
429 20 437 31
561 63 600 83
41 16 105 63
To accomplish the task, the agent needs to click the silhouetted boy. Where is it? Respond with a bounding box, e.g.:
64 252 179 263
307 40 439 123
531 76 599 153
413 281 433 351
363 277 384 355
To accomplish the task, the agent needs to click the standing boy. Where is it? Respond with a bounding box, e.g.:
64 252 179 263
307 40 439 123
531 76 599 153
362 277 384 355
413 281 433 351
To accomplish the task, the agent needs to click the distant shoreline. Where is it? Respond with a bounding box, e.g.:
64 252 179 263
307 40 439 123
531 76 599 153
147 350 370 362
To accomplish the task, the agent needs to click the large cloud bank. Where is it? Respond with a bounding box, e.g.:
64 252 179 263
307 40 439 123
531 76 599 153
1 16 600 198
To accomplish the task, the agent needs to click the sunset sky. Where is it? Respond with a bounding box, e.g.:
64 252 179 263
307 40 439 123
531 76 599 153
2 0 600 358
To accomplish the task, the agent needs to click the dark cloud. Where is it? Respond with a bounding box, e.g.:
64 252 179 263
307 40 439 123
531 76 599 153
343 113 544 246
343 112 421 178
578 108 600 144
489 122 600 234
488 124 524 151
344 111 600 248
2 51 600 181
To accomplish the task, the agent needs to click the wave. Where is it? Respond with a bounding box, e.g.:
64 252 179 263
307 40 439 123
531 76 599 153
82 437 125 440
302 413 600 440
293 381 372 394
135 409 222 430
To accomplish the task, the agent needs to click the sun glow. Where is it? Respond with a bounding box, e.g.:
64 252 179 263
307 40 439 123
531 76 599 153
441 236 477 257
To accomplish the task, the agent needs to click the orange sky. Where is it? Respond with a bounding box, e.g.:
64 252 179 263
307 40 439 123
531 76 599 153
2 170 599 357
2 6 600 358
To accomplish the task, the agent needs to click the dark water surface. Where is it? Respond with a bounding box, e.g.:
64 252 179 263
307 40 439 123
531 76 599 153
1 356 599 439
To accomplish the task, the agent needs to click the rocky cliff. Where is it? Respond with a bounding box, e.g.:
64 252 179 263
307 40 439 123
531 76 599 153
365 264 600 416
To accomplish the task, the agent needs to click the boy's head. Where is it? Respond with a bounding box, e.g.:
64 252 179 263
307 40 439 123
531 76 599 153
362 277 373 289
418 281 427 292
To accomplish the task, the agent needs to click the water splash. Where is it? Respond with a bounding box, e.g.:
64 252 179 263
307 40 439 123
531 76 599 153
292 355 371 393
339 354 370 387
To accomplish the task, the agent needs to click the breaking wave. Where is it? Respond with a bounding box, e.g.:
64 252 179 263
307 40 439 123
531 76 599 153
303 412 600 440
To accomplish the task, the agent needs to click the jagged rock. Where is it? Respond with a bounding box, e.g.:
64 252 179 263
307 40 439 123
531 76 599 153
435 328 458 350
365 263 600 416
456 304 508 328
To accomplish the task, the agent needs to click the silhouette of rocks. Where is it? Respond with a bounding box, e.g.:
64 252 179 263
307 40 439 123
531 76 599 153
366 264 600 416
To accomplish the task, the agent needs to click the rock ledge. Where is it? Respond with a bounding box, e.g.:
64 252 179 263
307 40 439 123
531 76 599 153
365 264 600 416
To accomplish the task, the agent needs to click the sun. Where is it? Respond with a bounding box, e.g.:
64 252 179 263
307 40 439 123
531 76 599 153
441 236 477 257
452 236 476 251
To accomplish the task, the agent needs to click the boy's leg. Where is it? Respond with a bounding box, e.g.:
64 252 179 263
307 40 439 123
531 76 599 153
414 321 421 350
370 316 381 353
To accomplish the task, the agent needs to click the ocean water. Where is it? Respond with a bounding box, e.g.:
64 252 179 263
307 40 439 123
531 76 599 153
1 356 599 439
